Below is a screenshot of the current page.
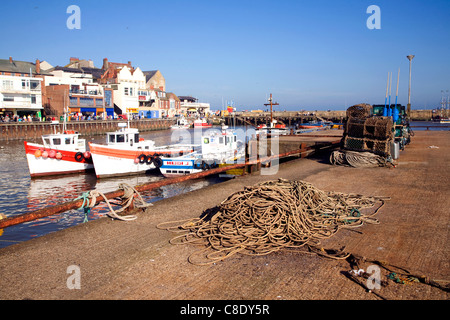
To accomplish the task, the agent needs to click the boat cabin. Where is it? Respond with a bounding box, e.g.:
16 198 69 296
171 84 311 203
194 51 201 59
106 123 155 149
41 132 85 151
201 127 238 155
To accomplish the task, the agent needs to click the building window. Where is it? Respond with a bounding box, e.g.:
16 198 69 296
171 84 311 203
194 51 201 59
22 80 29 89
130 88 133 96
3 95 14 102
124 87 129 96
30 80 40 90
31 95 36 104
79 98 94 106
2 80 13 90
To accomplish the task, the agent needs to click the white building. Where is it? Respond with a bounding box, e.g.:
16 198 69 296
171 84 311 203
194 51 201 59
179 96 211 117
0 74 43 118
106 66 146 117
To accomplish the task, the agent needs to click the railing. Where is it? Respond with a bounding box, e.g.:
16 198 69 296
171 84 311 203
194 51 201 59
410 125 450 130
0 118 177 141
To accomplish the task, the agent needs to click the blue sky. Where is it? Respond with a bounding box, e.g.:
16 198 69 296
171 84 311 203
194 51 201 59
1 0 449 111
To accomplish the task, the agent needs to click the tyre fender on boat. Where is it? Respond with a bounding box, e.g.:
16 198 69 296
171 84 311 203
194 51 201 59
138 154 147 164
153 157 163 168
201 161 210 170
194 159 203 169
145 156 153 165
75 152 84 162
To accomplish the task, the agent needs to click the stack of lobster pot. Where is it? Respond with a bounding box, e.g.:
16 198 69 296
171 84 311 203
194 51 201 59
343 104 393 157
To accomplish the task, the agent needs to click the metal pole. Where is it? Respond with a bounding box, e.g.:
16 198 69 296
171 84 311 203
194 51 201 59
407 55 415 117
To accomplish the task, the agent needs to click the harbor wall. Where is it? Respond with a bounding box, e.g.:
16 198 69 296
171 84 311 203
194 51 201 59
0 119 175 141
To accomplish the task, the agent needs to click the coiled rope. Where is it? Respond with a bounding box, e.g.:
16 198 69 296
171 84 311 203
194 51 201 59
76 183 152 221
157 178 389 265
330 150 392 168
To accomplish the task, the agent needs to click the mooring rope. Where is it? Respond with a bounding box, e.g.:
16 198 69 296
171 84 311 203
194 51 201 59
76 183 152 222
157 178 389 265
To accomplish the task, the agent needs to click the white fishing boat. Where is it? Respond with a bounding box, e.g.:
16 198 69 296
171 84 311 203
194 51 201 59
171 117 191 129
159 126 245 177
24 115 94 178
89 122 194 178
255 119 290 136
193 118 213 128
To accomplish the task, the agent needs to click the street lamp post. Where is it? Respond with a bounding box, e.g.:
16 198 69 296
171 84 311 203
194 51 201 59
406 55 415 117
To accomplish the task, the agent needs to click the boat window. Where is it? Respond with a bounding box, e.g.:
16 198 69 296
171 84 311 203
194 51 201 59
234 136 236 142
44 138 51 145
184 171 190 174
108 134 115 143
65 137 72 145
135 133 139 142
226 137 230 144
203 138 209 144
145 146 149 150
116 134 125 143
219 137 224 144
166 170 172 173
53 138 61 145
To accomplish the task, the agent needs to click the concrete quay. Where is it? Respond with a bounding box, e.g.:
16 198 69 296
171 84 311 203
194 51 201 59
0 130 448 300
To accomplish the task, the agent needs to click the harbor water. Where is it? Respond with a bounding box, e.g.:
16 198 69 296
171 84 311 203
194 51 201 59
0 121 446 249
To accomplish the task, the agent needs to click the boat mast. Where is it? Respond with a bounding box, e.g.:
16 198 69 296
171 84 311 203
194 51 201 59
264 93 279 126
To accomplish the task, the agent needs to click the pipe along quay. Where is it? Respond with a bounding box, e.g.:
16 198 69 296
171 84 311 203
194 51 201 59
0 130 448 300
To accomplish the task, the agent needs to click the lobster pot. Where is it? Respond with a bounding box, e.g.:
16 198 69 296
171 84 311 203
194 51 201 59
343 136 365 151
362 116 393 140
346 104 373 119
364 138 392 157
344 136 392 157
345 117 365 138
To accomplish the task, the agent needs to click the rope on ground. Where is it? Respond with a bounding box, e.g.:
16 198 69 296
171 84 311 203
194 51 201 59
346 253 450 294
157 178 389 265
330 150 392 168
76 183 152 222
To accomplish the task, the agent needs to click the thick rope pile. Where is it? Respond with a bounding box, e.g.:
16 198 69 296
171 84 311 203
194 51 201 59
330 150 392 168
158 179 389 265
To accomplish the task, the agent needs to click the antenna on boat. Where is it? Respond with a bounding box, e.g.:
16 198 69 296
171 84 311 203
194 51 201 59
394 68 400 115
383 72 389 116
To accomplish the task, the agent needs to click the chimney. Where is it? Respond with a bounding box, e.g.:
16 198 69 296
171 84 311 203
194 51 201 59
9 56 12 63
128 61 132 67
35 59 41 74
102 58 109 70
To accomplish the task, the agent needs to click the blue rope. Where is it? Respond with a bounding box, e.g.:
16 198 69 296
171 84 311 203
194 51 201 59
74 192 91 223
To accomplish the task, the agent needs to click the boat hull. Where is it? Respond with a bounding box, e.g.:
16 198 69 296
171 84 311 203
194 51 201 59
89 143 194 178
24 141 94 178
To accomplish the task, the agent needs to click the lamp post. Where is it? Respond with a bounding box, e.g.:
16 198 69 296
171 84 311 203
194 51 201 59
406 55 415 117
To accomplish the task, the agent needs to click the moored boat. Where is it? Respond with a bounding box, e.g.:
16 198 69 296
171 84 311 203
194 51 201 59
193 118 213 128
171 117 191 129
24 129 94 178
89 123 193 178
159 126 244 177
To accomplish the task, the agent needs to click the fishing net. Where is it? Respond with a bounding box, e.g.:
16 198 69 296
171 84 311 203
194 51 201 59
158 179 388 265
